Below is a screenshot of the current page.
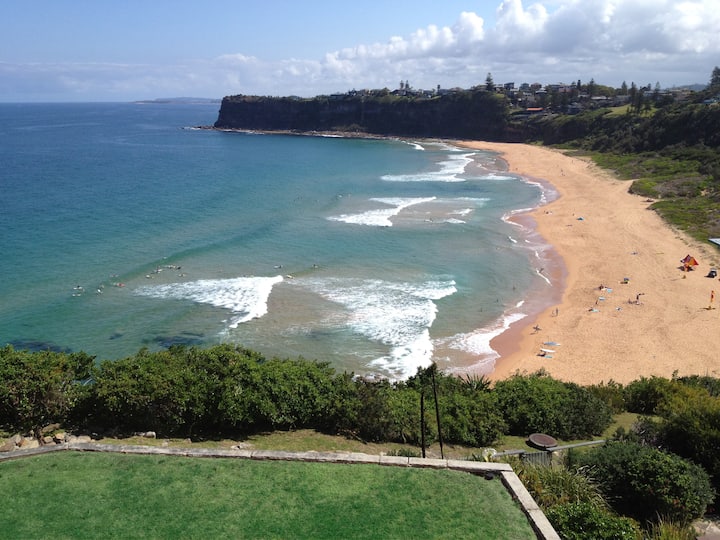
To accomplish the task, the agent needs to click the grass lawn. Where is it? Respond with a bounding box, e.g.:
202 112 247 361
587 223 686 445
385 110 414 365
0 452 536 539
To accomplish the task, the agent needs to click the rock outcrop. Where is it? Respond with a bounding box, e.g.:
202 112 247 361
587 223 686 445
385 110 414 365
214 91 511 140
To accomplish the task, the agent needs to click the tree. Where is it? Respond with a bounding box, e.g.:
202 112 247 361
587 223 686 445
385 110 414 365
628 82 637 112
485 72 494 91
652 82 661 102
710 66 720 90
587 78 596 97
0 345 94 440
620 81 628 95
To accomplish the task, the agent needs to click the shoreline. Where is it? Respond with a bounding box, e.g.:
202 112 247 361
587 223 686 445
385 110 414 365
458 141 720 386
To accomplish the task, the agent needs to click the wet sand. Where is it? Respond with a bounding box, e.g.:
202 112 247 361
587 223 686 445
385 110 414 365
459 141 720 385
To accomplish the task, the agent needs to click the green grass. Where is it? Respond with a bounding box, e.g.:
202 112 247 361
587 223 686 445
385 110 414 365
0 452 535 539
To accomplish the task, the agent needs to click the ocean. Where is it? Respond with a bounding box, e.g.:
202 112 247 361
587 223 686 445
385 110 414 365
0 102 556 379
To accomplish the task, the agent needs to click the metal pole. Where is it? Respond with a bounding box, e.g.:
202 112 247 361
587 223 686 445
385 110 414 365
431 369 444 459
420 388 426 458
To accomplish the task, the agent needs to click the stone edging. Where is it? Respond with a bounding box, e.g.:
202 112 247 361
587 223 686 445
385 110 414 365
0 443 559 540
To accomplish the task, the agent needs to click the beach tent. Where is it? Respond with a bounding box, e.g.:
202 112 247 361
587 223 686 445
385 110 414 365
681 254 699 269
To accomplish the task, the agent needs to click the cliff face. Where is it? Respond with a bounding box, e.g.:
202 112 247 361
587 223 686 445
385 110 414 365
214 91 510 140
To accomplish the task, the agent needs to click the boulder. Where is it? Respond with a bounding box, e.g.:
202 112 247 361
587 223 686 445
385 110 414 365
66 434 92 444
41 423 61 434
0 434 22 452
19 437 40 449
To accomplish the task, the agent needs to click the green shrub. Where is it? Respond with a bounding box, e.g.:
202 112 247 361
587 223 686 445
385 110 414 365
511 461 606 509
252 358 337 430
657 394 720 493
569 441 714 525
0 345 94 439
347 379 396 442
675 375 720 397
586 380 626 414
630 178 659 198
624 376 678 414
645 517 698 540
545 502 641 540
438 385 505 446
493 371 612 439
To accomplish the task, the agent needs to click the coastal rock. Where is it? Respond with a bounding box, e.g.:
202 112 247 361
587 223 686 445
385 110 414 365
214 91 510 141
0 434 22 452
41 423 61 434
19 437 40 449
67 435 92 444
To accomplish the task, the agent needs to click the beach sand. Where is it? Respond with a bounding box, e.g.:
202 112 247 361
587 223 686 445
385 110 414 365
459 141 720 386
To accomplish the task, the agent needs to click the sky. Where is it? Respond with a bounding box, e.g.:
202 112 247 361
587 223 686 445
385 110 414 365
1 0 719 102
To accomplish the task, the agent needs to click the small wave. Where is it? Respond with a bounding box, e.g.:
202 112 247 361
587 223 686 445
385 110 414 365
135 275 283 328
536 268 552 285
446 306 527 364
381 152 474 183
482 173 516 181
300 276 456 379
327 196 436 227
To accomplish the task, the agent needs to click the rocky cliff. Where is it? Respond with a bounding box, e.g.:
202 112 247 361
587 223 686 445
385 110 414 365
214 91 511 140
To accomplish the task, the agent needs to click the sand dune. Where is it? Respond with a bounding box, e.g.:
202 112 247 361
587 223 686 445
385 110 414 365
460 141 720 385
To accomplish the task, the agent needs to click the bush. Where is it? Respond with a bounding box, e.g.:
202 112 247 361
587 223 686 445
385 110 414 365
438 385 505 447
252 358 337 430
675 375 720 397
624 376 678 414
493 371 612 439
586 380 626 414
346 379 396 442
0 345 94 439
569 441 714 525
91 345 267 436
645 518 698 540
545 502 641 540
657 394 720 493
511 461 606 509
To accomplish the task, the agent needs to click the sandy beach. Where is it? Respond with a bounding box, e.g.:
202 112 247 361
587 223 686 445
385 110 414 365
459 141 720 386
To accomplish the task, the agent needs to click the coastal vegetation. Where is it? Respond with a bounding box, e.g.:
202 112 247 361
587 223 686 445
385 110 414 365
1 344 717 536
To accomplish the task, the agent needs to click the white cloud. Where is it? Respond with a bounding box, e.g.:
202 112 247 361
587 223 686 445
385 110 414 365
2 1 718 101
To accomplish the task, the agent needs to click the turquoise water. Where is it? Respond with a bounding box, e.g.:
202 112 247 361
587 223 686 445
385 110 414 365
0 102 554 378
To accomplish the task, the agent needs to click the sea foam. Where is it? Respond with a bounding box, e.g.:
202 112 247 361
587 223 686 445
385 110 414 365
327 196 436 227
381 152 474 182
135 275 284 328
441 311 527 375
300 276 457 379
